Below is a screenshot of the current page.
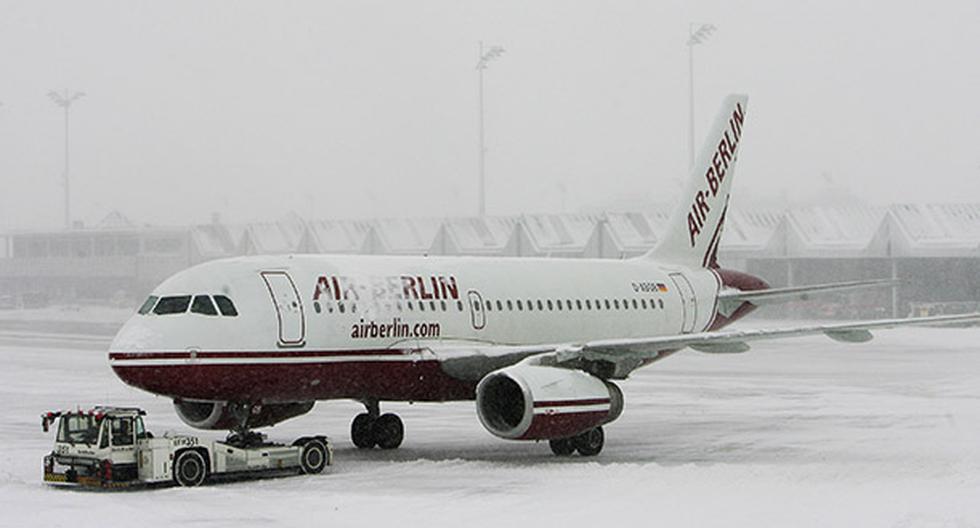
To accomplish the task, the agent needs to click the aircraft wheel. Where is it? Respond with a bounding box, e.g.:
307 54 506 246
549 438 576 456
299 439 328 474
351 413 376 449
173 449 208 487
573 427 604 457
372 413 404 450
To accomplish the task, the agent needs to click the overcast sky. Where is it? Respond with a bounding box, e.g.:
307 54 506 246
1 0 978 230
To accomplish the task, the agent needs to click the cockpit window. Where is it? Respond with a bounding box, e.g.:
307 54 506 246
138 296 158 315
153 295 192 315
191 295 218 316
214 295 238 317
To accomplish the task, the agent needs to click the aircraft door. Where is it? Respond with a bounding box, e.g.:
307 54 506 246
668 272 698 333
467 290 486 330
260 271 306 348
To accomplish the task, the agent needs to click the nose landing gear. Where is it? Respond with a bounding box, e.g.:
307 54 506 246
350 400 404 450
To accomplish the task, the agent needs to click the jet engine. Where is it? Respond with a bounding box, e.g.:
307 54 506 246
174 400 315 430
476 364 623 440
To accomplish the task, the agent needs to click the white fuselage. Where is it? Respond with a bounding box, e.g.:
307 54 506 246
109 254 724 403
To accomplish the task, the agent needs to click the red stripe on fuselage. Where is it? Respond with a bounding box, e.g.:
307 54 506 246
108 349 411 361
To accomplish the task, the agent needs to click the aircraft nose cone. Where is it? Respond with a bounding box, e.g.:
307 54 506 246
109 315 159 353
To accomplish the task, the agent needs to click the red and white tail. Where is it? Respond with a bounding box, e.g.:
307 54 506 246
645 94 748 268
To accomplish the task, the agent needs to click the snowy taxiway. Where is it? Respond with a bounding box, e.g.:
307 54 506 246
1 323 979 527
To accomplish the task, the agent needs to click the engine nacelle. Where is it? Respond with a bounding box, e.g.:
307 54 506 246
476 364 624 440
174 400 315 430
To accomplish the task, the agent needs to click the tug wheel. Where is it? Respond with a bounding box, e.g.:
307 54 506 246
173 450 208 487
299 439 328 474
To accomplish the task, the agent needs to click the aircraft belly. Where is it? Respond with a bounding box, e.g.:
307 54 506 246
111 357 476 403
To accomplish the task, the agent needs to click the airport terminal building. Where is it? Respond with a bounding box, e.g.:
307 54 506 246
2 204 979 318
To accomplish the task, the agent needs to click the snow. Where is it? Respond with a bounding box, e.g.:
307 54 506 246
2 324 979 527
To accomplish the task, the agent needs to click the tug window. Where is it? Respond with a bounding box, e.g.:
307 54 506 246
213 295 238 317
110 417 134 446
153 295 191 315
191 295 218 316
138 296 158 315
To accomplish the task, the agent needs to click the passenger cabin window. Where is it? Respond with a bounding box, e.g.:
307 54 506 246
191 295 218 316
138 296 158 315
153 295 191 315
213 295 238 316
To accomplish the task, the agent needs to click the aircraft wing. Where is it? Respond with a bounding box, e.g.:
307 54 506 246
423 312 980 381
717 278 896 316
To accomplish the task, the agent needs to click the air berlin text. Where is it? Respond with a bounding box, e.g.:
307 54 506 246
313 274 460 302
687 102 745 247
350 318 441 339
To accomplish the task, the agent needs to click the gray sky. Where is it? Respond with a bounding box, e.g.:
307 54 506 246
1 0 978 230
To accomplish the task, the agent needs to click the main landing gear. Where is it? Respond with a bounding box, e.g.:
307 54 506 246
350 400 404 450
548 426 604 457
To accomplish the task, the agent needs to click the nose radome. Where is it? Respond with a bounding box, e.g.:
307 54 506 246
109 315 160 353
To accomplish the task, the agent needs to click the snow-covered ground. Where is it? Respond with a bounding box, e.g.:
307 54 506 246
1 324 979 527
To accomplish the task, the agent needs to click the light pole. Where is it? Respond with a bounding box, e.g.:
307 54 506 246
476 41 505 217
48 89 85 229
687 23 716 168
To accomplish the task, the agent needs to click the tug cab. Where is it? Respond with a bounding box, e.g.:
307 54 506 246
42 407 331 488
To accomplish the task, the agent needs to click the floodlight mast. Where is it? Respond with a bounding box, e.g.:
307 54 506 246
476 41 505 217
687 23 716 169
48 89 85 229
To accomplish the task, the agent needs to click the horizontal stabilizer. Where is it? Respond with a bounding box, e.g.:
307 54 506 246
718 279 897 316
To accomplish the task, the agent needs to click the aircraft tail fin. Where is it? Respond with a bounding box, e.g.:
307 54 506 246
644 94 748 267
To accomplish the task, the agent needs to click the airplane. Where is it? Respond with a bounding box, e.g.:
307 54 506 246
108 94 980 456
